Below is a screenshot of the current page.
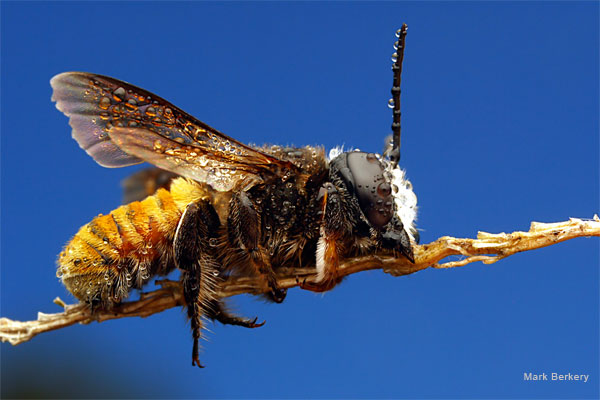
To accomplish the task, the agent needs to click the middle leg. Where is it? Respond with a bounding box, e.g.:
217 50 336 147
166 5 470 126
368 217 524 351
227 191 287 303
205 299 266 328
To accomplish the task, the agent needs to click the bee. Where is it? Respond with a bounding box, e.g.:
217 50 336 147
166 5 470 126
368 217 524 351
51 25 418 367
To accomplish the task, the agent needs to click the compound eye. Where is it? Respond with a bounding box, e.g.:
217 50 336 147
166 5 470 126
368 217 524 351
346 152 394 229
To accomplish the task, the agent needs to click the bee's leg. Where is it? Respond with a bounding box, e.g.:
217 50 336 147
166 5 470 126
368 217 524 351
228 191 287 303
205 299 266 328
299 234 342 293
174 199 221 369
300 182 347 293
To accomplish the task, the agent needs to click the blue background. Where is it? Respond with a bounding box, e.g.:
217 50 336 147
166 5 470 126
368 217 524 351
1 2 598 399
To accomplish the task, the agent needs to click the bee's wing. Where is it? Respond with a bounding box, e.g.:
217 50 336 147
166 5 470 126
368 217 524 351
51 72 298 191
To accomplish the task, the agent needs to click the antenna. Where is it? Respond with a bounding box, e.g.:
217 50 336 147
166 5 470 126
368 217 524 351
389 24 407 168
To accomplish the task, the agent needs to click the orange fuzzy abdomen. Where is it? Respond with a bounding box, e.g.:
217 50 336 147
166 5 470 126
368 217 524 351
57 186 187 305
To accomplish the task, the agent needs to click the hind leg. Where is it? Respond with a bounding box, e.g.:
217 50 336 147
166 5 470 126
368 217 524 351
174 199 221 368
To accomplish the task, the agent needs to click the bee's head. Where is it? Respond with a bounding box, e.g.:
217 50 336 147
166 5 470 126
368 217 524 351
329 150 417 261
329 151 394 230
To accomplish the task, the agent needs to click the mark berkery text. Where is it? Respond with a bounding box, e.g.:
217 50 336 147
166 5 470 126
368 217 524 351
523 372 589 383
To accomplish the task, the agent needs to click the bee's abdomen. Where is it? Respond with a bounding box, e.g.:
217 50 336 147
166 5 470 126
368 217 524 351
57 187 183 305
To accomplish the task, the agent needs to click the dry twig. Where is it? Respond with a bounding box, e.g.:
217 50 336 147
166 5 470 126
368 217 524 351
2 216 598 346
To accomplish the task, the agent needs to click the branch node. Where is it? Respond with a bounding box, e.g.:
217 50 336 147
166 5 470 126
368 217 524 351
53 297 67 309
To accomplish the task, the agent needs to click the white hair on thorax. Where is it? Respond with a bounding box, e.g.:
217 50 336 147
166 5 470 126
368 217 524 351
327 145 358 161
384 162 418 243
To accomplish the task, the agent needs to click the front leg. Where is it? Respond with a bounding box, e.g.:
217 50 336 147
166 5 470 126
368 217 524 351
301 182 350 293
173 199 220 368
228 191 287 303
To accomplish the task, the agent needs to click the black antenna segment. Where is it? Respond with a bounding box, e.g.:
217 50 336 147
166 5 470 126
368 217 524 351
389 23 407 167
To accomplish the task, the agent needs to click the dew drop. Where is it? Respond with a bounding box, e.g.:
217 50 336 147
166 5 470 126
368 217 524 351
387 99 395 109
99 97 111 110
377 182 392 197
113 87 126 102
145 106 156 116
366 153 378 163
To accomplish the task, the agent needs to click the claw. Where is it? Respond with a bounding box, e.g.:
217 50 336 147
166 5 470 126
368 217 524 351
249 317 266 328
192 357 205 368
295 275 310 288
269 287 287 303
191 339 205 368
296 275 312 290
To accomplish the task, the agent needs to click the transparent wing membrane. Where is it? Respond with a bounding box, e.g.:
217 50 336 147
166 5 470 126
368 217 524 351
51 72 297 190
